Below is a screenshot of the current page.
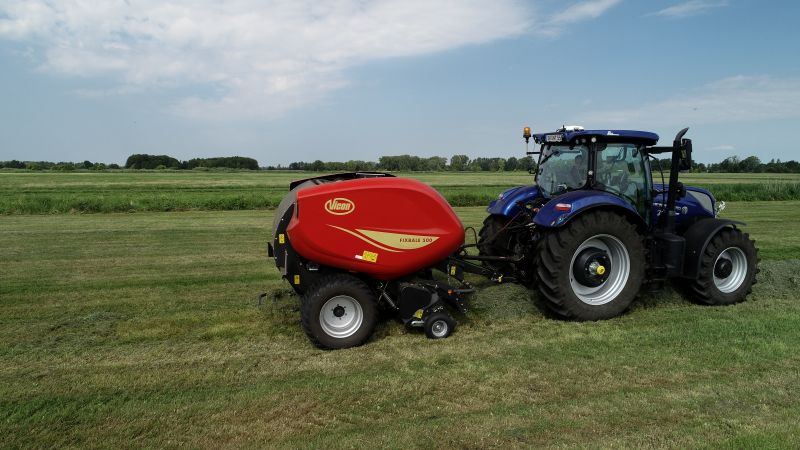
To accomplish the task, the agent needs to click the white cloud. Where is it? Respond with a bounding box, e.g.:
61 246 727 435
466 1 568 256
0 0 623 120
536 0 622 36
577 75 800 127
650 0 728 18
550 0 623 25
0 0 534 120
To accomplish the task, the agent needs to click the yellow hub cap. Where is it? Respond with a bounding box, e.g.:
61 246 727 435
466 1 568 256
596 265 606 275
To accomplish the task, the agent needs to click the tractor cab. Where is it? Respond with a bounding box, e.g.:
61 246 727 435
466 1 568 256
530 127 660 221
489 126 701 231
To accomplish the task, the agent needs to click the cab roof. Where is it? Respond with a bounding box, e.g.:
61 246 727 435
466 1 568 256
533 129 659 146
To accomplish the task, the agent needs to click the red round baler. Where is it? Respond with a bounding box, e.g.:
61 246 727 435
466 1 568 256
287 176 464 279
269 172 478 349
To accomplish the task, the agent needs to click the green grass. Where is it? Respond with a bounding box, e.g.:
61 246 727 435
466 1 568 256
2 202 800 448
2 171 800 214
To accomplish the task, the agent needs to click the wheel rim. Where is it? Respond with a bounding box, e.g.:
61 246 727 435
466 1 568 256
713 247 748 293
430 320 448 338
319 295 363 339
569 234 630 306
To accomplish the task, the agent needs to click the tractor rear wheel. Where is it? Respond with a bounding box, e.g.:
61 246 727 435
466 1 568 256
535 211 645 320
688 228 758 305
301 274 378 349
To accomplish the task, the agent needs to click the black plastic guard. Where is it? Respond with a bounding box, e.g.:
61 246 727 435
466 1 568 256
271 203 324 295
288 171 394 190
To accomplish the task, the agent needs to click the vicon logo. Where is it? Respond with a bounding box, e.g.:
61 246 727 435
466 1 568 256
324 197 355 215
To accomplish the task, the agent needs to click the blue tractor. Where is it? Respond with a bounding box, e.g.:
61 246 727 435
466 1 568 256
474 126 759 320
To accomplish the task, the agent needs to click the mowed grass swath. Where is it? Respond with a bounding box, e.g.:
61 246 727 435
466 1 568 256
2 171 800 213
1 199 800 447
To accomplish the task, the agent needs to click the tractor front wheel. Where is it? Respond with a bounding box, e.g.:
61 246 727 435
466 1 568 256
300 274 378 349
535 211 645 320
477 215 515 273
688 228 758 305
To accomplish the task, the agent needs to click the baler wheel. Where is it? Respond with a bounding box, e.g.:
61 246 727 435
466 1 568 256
688 228 759 305
535 211 645 320
424 312 455 339
301 274 378 350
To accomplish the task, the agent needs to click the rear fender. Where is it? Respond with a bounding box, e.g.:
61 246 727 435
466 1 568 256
533 190 645 229
681 218 744 279
486 185 541 218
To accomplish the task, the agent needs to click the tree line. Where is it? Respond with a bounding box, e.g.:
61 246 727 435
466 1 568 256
0 154 260 171
2 153 800 173
651 156 800 174
277 154 800 173
277 154 537 172
124 154 259 170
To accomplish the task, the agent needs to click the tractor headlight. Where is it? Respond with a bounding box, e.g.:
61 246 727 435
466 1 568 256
687 190 714 215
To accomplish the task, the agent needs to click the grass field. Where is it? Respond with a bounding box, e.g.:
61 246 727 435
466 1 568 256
2 197 800 448
2 171 800 214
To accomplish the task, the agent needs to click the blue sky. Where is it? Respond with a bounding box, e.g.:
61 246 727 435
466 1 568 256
1 0 799 165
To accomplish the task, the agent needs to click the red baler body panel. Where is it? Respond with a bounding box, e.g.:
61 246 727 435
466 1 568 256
287 177 464 280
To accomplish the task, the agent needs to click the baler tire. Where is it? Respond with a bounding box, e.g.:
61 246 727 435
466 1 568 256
688 228 759 306
424 312 455 339
535 211 645 320
300 274 378 350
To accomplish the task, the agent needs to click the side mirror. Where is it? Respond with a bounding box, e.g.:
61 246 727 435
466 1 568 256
678 138 692 171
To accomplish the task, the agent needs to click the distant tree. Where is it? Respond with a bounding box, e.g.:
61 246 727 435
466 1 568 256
718 156 740 173
518 156 535 172
344 160 376 171
449 154 469 171
425 156 447 171
125 154 181 169
738 156 762 173
185 156 259 170
505 156 518 171
1 160 23 169
310 160 326 171
53 162 76 171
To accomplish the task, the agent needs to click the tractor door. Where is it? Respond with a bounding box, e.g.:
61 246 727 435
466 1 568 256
594 143 650 223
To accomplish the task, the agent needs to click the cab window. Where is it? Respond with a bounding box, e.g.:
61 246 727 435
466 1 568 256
595 143 648 213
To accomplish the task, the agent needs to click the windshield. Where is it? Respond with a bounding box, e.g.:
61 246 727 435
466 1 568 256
536 144 588 197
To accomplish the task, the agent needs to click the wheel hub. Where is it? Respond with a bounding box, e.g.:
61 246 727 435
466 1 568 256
572 247 611 287
714 258 733 279
568 234 631 306
713 247 748 293
332 304 346 318
431 320 447 337
319 295 363 339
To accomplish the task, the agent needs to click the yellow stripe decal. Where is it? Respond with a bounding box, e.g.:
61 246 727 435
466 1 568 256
355 229 439 250
327 225 402 252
